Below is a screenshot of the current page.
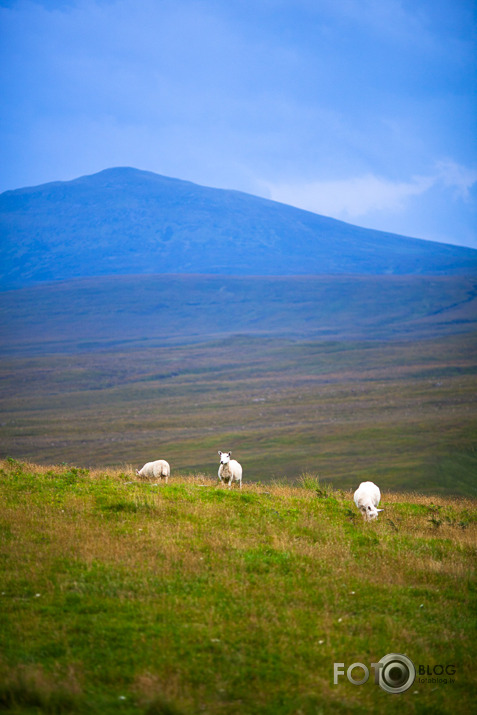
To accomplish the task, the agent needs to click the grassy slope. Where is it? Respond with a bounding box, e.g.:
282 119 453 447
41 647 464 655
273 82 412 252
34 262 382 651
1 333 476 495
1 275 477 352
0 459 475 714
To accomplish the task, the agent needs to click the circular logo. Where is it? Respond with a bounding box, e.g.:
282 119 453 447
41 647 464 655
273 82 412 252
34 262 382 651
377 653 416 694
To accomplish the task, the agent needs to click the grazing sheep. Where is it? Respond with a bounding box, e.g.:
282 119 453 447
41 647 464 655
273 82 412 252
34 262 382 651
354 481 383 521
136 459 170 483
218 451 242 489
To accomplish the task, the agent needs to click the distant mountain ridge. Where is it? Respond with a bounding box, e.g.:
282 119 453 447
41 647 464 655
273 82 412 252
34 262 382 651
1 166 476 287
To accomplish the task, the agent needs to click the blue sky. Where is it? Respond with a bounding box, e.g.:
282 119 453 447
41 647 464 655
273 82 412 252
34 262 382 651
1 0 476 247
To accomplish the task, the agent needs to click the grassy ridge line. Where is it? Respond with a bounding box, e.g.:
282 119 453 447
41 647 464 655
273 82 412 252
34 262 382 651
1 459 476 714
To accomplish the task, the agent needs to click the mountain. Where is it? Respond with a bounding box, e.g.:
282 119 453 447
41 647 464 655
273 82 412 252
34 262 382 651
1 167 476 288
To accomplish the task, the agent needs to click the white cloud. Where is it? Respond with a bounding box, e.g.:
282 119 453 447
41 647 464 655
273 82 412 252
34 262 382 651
265 162 477 222
435 160 477 200
265 174 431 218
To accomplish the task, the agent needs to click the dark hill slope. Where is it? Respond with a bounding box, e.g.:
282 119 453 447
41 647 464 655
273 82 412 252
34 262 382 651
1 274 476 355
1 167 476 287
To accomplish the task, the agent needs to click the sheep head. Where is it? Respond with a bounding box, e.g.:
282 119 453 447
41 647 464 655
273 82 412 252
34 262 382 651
362 504 384 521
218 450 232 465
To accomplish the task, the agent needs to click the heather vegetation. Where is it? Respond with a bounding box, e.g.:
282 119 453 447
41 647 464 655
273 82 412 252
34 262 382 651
0 459 475 714
1 332 476 496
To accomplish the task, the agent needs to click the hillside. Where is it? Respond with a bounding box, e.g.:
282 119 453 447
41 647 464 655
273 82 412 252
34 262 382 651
1 274 477 354
1 331 476 495
1 460 475 714
1 167 476 287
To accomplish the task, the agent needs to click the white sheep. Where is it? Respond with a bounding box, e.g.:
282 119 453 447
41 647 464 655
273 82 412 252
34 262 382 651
136 459 170 483
218 451 242 489
354 481 383 521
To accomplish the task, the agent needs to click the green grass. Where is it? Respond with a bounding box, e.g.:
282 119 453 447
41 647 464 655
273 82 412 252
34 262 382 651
0 459 476 714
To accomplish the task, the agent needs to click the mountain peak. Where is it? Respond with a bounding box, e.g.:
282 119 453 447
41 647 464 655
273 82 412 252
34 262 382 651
1 167 476 287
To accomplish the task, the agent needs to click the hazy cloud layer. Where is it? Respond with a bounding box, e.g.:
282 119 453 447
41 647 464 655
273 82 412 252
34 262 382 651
267 161 477 224
0 0 475 246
